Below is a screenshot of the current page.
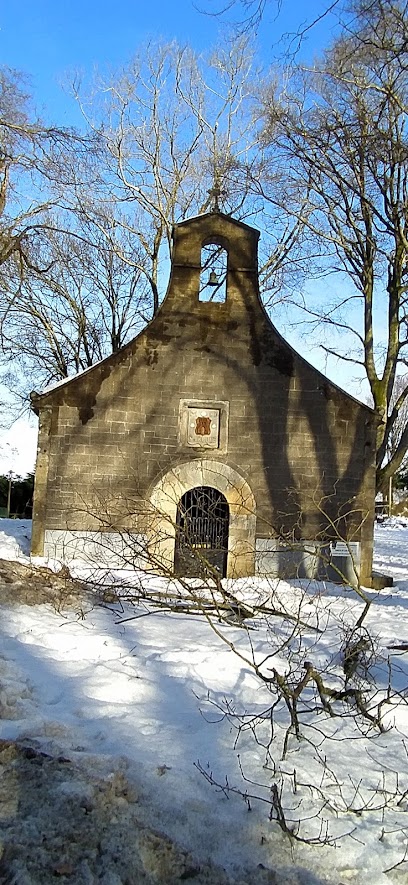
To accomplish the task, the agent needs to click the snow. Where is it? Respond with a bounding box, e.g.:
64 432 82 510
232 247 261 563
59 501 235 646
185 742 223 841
0 518 32 560
1 520 408 883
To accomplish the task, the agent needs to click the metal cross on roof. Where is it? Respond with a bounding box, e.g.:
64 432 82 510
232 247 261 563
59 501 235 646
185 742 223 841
207 179 226 213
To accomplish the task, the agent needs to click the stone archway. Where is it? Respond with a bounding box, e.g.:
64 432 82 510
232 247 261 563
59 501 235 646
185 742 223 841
149 460 256 578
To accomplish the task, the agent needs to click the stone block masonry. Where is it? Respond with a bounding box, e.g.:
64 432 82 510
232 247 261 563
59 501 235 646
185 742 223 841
31 211 376 585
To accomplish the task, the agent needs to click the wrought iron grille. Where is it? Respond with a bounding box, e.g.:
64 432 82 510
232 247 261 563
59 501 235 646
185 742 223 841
174 486 229 577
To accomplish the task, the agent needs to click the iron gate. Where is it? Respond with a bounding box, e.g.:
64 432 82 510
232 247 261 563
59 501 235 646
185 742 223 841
174 486 229 578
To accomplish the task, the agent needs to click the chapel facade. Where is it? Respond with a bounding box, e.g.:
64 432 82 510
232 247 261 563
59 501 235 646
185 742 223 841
31 211 377 585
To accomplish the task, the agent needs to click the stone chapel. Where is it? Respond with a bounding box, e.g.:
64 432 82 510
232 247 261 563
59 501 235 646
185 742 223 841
30 210 377 584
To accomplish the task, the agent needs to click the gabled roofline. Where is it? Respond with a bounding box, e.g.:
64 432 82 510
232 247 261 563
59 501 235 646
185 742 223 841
173 209 260 238
30 207 375 419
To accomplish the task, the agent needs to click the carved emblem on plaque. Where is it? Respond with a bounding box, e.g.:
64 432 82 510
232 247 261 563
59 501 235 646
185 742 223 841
186 407 220 447
195 416 212 436
179 400 228 451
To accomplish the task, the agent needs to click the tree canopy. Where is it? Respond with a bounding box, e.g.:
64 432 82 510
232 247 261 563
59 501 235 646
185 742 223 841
0 41 301 403
260 0 408 489
1 2 408 490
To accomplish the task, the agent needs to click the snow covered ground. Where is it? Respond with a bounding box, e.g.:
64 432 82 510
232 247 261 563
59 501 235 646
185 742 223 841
1 518 408 884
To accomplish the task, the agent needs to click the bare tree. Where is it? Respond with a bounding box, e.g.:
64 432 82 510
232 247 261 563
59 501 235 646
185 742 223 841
71 40 264 315
0 38 305 405
260 0 408 491
199 0 345 54
0 66 88 273
379 373 408 508
72 39 304 311
386 375 408 472
0 210 151 398
1 41 264 400
0 66 98 420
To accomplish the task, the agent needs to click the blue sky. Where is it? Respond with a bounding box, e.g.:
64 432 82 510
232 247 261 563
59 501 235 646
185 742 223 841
1 0 365 474
1 0 337 125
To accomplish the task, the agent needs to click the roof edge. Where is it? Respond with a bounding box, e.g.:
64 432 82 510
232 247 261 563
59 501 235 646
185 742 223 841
173 209 260 238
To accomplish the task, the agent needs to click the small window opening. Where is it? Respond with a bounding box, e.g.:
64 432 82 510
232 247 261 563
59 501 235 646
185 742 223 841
199 243 227 303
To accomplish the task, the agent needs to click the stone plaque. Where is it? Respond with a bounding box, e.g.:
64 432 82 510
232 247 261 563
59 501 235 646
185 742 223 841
187 408 220 448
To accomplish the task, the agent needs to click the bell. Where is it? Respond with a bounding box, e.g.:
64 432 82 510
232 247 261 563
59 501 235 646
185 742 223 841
208 269 219 286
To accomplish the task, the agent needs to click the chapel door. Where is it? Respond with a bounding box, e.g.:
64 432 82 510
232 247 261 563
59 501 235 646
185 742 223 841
174 486 229 578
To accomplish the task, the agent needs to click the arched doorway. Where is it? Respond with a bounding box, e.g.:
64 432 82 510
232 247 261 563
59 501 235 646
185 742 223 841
149 459 256 578
174 486 229 577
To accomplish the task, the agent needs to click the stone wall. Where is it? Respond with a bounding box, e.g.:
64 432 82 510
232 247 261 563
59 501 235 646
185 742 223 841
31 212 376 583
